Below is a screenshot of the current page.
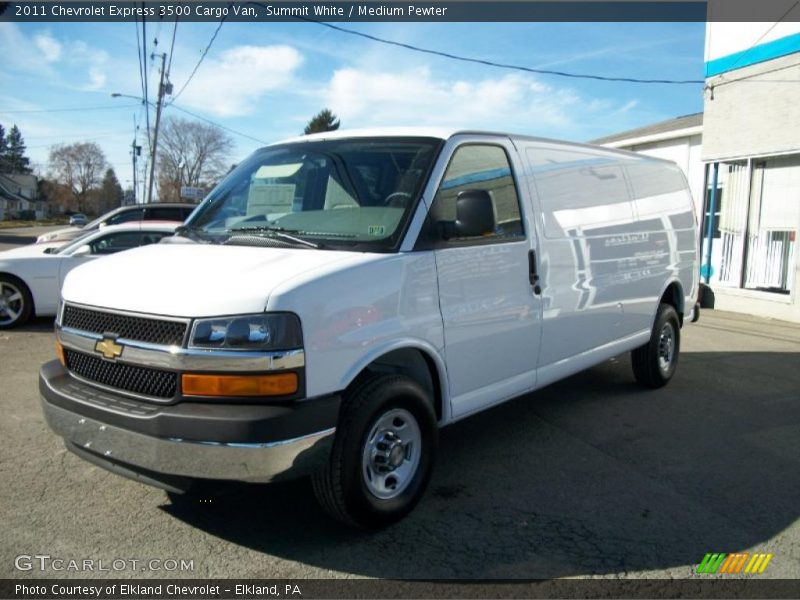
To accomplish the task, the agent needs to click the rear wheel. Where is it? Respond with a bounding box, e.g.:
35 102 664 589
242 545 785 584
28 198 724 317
312 374 437 528
632 303 681 388
0 276 33 329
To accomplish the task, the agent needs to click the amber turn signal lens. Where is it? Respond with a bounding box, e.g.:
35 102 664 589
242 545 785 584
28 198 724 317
181 372 298 397
55 341 65 366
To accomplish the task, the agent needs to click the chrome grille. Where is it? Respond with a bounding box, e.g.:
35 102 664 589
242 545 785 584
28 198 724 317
65 349 178 399
62 305 187 346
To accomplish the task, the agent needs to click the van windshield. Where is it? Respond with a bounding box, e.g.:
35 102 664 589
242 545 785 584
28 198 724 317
186 137 442 251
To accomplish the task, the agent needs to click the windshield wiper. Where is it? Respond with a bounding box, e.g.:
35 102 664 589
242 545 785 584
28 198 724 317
227 226 321 249
175 224 205 239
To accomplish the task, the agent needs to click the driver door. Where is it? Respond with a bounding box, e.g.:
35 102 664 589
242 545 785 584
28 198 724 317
426 138 543 419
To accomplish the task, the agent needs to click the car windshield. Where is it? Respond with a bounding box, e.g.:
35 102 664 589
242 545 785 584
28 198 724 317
80 213 109 230
186 137 441 251
56 228 104 255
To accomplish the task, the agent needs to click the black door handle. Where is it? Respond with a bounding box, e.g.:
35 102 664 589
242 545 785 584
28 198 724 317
528 249 541 294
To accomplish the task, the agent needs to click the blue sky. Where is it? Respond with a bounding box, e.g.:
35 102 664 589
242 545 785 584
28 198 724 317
0 20 705 193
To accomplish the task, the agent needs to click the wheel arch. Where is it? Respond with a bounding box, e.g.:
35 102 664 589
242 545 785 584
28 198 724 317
656 279 684 326
340 341 449 425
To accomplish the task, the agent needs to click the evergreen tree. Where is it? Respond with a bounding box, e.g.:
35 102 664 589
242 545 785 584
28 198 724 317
303 109 340 135
99 168 124 214
0 124 8 173
6 125 32 173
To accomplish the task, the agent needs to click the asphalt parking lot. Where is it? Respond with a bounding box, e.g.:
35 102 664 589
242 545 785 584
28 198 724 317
1 226 799 580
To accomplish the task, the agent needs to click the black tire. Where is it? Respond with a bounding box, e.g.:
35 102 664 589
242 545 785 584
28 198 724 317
0 275 33 329
632 303 681 388
312 373 438 529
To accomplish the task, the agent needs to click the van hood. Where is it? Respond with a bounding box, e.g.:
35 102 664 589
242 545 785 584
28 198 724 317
62 243 379 317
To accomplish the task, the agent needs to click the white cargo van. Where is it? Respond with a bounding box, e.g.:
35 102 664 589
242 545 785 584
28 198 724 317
41 128 699 528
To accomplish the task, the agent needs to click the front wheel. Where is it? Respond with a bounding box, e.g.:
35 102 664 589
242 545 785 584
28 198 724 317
0 275 33 329
312 374 437 528
632 303 681 388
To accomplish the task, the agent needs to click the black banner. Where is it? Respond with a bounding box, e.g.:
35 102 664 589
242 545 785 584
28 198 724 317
1 1 708 23
4 579 800 599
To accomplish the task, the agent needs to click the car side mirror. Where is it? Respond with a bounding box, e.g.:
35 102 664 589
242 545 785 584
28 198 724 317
439 189 496 239
72 244 91 257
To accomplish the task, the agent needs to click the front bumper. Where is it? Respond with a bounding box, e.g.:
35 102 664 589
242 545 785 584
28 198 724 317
40 361 339 490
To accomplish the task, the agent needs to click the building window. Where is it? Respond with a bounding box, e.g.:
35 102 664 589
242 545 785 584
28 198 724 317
708 157 799 294
743 158 799 294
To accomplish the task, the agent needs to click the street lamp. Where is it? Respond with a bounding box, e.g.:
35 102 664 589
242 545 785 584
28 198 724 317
111 53 167 203
112 93 152 205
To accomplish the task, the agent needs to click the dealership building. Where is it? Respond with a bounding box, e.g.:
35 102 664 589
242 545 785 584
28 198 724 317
595 20 800 323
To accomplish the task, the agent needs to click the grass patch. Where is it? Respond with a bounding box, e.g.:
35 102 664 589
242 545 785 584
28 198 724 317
0 219 69 229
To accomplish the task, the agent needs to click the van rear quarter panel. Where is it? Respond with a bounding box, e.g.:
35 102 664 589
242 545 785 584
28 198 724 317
518 139 697 370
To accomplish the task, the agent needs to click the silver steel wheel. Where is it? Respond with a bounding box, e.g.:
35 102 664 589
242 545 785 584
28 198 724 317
361 408 422 500
0 281 24 326
658 322 675 374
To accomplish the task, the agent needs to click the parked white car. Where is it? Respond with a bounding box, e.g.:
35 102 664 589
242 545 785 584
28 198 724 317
0 222 177 329
41 128 699 528
36 203 195 244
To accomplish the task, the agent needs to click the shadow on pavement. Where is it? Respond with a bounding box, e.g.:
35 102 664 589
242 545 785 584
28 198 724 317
8 316 55 332
0 233 37 246
163 351 800 578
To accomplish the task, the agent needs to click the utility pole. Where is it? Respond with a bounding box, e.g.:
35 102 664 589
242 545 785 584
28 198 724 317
147 52 167 204
131 139 141 204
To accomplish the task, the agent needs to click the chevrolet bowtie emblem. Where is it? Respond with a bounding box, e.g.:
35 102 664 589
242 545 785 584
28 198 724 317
95 337 123 360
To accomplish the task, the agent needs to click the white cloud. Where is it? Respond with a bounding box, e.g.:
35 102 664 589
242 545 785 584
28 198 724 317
1 25 109 92
87 67 107 90
34 32 62 62
615 99 640 114
321 67 627 135
175 45 304 117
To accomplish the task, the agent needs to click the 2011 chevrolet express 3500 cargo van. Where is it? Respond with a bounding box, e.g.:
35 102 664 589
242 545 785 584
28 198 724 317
41 128 699 528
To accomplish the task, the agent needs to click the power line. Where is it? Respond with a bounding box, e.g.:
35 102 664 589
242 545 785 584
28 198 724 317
720 1 800 75
114 93 268 146
171 17 227 102
710 61 800 89
280 12 704 85
168 103 268 144
141 6 151 147
134 16 146 105
166 12 180 78
0 104 139 114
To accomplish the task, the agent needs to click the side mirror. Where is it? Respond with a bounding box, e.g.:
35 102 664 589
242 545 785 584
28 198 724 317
72 244 92 257
439 189 496 239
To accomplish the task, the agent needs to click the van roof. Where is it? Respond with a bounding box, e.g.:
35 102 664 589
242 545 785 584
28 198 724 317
270 127 675 164
273 127 463 145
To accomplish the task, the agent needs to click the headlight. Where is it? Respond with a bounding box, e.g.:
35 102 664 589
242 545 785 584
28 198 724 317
189 313 302 351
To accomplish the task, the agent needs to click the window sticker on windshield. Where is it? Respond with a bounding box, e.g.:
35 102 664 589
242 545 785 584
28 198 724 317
368 225 386 236
247 183 295 216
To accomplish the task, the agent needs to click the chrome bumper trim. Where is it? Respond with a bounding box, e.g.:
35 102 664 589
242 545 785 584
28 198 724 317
57 327 305 372
42 399 334 483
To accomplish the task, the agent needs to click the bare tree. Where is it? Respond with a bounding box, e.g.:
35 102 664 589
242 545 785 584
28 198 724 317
48 142 108 213
156 117 234 203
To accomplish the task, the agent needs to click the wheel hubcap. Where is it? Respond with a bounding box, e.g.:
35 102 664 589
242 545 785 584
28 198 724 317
361 408 421 500
0 283 23 325
658 322 675 374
